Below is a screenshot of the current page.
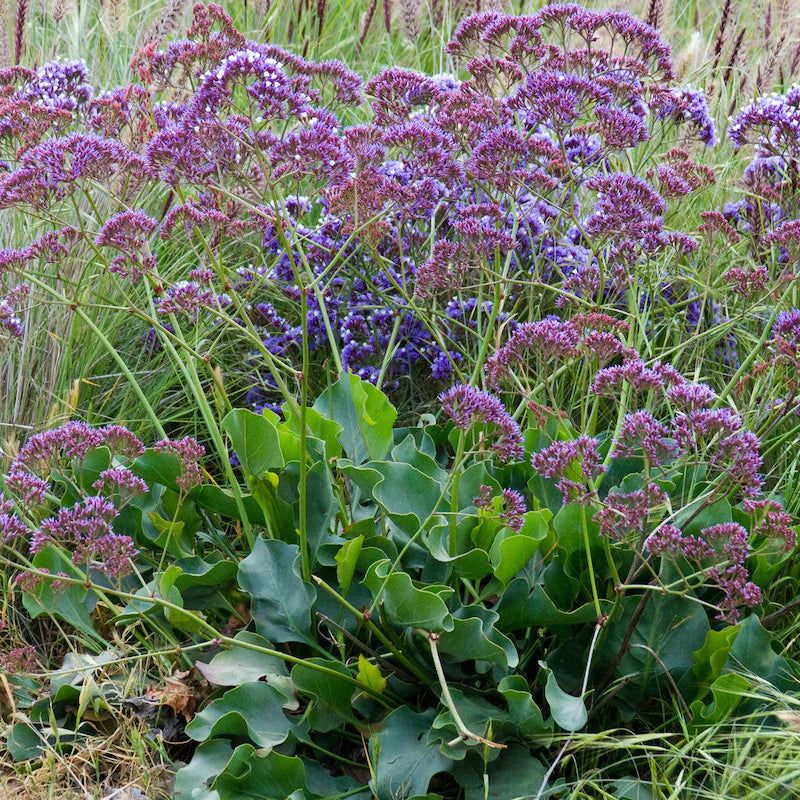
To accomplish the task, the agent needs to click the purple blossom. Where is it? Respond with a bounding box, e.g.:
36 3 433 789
584 174 665 242
95 210 158 281
530 435 605 505
651 85 716 146
17 59 92 112
612 411 676 465
0 134 145 209
439 384 523 462
0 645 37 674
474 484 527 532
486 318 581 389
157 281 214 316
92 468 148 504
34 495 137 578
0 495 28 542
665 381 717 411
594 482 666 540
744 498 797 552
153 436 206 491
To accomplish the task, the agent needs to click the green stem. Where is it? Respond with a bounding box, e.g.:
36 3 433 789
449 431 467 558
581 505 602 620
313 576 433 685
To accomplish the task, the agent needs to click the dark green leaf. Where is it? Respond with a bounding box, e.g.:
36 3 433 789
222 409 284 476
314 373 397 463
238 538 315 644
7 723 45 761
370 707 451 799
291 658 357 732
173 739 233 800
185 682 293 748
22 547 101 642
212 746 307 800
364 560 454 632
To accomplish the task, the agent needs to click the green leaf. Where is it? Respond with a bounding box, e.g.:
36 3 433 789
462 745 546 800
436 607 518 669
692 625 741 687
194 632 291 693
291 658 357 732
173 556 238 590
157 565 208 634
496 580 610 632
190 484 267 525
284 405 344 460
540 661 587 732
174 739 232 800
725 614 791 690
490 524 547 585
238 538 315 644
364 560 454 632
131 449 183 490
335 535 364 598
212 746 307 800
424 519 493 580
314 372 397 463
497 675 551 740
357 655 387 695
222 408 284 476
689 672 750 730
342 460 445 534
7 722 45 761
596 593 709 717
21 547 101 642
370 707 451 799
553 503 602 558
185 682 293 749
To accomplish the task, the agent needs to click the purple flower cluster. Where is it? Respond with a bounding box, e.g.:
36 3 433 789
439 384 523 462
153 436 206 490
473 484 527 532
530 435 605 505
32 496 137 578
646 521 762 623
65 2 716 409
1 422 148 578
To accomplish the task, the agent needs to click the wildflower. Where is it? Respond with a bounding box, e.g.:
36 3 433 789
530 435 605 505
33 496 137 578
474 484 527 532
612 411 676 465
0 645 37 673
153 436 206 491
95 210 158 281
594 483 666 540
92 468 148 504
157 280 213 315
439 384 523 462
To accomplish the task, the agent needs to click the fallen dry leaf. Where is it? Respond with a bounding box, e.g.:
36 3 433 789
145 668 210 722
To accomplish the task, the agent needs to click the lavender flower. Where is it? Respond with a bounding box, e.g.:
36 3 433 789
530 435 605 505
95 210 158 281
612 411 676 465
33 495 137 578
157 281 214 316
92 468 148 504
594 483 666 540
0 645 37 674
153 436 206 491
474 484 527 532
439 384 523 462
